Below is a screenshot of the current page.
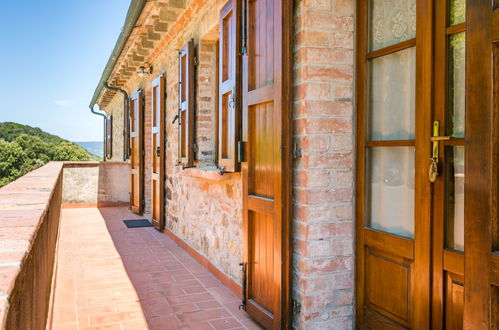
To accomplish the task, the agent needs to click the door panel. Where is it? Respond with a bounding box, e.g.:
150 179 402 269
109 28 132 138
241 0 292 328
464 1 499 328
365 249 412 326
130 90 144 214
151 75 165 230
356 0 432 328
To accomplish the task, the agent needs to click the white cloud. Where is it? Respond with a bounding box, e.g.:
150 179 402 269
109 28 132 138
54 100 74 108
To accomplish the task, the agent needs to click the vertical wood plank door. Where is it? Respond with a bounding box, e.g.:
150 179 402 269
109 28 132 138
464 1 499 328
151 75 165 230
355 0 432 328
130 90 144 214
241 0 293 328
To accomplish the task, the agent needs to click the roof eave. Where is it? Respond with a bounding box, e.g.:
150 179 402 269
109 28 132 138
89 0 147 109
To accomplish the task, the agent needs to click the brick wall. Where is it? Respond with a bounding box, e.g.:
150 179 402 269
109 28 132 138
292 0 356 328
100 0 357 327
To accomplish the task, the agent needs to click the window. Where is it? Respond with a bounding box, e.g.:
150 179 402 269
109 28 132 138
217 0 240 172
178 39 195 168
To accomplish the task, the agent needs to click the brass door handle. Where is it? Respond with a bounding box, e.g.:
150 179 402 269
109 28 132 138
430 136 450 142
429 121 449 183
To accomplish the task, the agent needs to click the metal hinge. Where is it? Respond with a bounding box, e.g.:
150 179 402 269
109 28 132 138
239 262 247 311
238 141 246 163
194 143 199 153
194 56 199 66
293 143 302 159
293 300 301 314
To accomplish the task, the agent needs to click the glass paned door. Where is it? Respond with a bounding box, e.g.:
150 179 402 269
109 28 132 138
431 0 467 328
356 0 432 328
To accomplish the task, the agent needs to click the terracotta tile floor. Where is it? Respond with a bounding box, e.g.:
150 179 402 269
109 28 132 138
50 207 261 330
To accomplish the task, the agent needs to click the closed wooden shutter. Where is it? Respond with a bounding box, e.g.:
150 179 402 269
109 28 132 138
130 90 144 214
151 75 166 231
124 100 130 160
218 0 240 172
105 115 113 160
178 39 195 168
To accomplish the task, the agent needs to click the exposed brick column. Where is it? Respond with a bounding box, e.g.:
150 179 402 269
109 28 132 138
292 0 355 328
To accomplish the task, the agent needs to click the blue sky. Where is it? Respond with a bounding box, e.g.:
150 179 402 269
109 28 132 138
0 0 130 142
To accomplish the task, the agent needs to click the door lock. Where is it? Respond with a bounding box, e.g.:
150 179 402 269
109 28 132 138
156 146 160 158
429 121 450 183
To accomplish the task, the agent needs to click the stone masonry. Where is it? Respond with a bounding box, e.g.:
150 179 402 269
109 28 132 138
99 0 356 328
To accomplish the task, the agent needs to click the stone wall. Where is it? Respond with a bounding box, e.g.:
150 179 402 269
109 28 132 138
62 162 130 205
292 0 356 328
105 0 245 283
100 0 357 327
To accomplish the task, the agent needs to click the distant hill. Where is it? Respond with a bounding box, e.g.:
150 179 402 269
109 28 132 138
75 141 103 158
0 122 101 187
0 122 67 145
0 122 101 161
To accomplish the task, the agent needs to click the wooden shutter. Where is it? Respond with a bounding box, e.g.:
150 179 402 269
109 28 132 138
130 90 144 214
178 39 195 168
124 100 130 160
241 0 293 328
105 115 113 160
218 0 240 172
151 75 166 231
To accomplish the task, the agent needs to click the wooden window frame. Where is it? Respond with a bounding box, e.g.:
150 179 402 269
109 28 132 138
178 39 195 168
105 115 113 160
217 0 241 173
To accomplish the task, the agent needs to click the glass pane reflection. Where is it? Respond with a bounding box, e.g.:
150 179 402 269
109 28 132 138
367 147 415 238
368 47 416 141
446 146 465 251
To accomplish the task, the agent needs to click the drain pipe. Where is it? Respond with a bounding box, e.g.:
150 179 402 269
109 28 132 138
90 105 108 161
103 81 130 161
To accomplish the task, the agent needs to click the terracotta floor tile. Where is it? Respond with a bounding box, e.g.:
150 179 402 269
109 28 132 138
49 207 260 330
210 317 242 329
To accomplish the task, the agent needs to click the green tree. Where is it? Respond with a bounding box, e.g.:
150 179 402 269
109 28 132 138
0 132 92 187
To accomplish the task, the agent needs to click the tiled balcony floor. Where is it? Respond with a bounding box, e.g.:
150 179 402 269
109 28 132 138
50 207 261 330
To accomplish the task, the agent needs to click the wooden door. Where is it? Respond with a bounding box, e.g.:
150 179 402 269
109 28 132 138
464 1 499 328
151 75 165 230
356 0 432 328
130 90 144 214
241 0 292 328
431 0 467 328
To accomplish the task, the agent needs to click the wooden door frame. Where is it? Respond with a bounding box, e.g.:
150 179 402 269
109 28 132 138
151 75 166 231
355 0 433 328
464 1 498 328
130 89 144 214
240 0 293 328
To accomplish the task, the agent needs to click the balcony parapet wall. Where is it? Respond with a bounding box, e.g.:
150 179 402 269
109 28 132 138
0 161 130 329
0 162 63 329
62 161 130 207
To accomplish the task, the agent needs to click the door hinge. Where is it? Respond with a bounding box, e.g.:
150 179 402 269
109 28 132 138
239 262 247 311
238 141 246 163
292 300 301 314
293 143 302 159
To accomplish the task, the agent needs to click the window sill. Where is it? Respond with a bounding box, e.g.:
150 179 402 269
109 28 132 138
183 167 240 181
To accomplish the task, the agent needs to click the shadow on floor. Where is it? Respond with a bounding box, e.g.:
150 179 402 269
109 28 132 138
99 207 262 329
51 206 261 330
